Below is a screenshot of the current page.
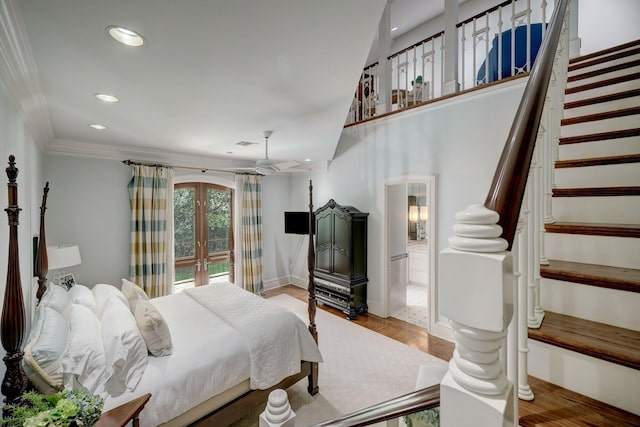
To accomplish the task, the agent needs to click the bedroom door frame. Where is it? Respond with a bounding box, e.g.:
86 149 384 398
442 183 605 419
382 174 440 336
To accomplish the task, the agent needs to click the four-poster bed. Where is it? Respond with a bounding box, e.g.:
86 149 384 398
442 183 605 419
1 155 320 426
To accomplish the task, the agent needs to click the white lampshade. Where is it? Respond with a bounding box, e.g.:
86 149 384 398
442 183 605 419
409 205 419 222
420 205 429 221
47 244 82 270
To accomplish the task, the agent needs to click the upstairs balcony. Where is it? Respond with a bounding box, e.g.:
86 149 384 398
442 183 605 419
347 0 560 125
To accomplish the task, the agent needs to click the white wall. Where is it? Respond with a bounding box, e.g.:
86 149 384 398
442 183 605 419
43 155 130 286
288 78 527 321
577 0 640 54
0 86 44 385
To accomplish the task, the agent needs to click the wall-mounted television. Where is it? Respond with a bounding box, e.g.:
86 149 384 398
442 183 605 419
284 211 315 235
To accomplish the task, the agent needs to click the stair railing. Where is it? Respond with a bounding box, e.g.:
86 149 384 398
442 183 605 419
438 0 569 425
312 384 440 427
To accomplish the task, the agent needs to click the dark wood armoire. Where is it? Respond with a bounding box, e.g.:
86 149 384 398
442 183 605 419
314 199 368 320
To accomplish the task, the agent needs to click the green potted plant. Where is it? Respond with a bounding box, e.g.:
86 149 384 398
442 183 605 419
1 389 104 427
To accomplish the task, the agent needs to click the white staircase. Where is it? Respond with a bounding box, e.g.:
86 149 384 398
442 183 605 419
527 39 640 417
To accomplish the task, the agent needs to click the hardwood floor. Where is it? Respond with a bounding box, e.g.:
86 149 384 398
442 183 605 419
265 285 640 427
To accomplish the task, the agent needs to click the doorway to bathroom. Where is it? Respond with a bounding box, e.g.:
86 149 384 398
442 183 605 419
385 176 436 330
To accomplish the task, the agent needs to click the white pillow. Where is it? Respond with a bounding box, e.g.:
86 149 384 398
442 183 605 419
60 304 107 395
40 283 72 318
101 298 148 395
121 278 148 314
134 299 173 357
68 284 98 315
92 284 130 317
22 306 69 393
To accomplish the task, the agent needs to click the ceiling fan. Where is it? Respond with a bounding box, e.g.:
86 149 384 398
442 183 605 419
247 130 305 175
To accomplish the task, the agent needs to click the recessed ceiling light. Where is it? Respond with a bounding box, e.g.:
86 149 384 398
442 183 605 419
89 124 107 130
305 159 312 162
391 26 399 32
106 26 145 47
94 93 119 103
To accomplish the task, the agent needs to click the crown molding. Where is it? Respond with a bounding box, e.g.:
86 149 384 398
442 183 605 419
0 0 53 147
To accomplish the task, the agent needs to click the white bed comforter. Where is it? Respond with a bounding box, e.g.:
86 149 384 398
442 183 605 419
103 283 322 426
185 282 323 389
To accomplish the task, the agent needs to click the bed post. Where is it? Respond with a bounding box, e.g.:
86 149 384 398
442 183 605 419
307 179 319 395
35 183 50 303
1 155 28 407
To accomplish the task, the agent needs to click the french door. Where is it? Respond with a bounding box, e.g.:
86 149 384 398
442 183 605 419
174 183 234 287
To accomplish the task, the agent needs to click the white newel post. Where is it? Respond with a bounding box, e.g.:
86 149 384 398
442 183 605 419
440 204 515 427
442 0 460 95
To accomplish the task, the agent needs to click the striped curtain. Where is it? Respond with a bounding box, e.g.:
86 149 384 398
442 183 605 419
128 165 175 298
236 174 263 295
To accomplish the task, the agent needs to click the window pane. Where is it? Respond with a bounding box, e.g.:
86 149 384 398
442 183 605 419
174 187 195 258
207 188 231 254
175 265 195 283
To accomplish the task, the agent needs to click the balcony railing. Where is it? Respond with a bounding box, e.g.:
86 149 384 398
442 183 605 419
347 0 556 125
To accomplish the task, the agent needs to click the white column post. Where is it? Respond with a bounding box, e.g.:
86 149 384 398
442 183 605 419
440 204 514 427
377 1 392 115
442 0 460 95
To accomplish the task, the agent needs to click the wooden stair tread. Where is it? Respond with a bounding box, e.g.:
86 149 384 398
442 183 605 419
559 127 640 144
561 106 640 126
552 186 640 197
565 72 640 95
545 221 640 238
568 45 640 73
564 87 640 110
519 375 640 427
528 311 640 370
541 259 640 293
567 58 640 83
555 154 640 168
569 39 640 65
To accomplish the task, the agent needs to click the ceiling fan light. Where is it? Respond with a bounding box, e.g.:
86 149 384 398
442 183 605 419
107 26 145 47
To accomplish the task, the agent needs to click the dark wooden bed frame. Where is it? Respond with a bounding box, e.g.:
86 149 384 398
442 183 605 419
1 155 319 425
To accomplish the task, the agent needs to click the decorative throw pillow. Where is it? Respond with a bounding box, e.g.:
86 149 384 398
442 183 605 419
121 278 149 314
68 284 99 315
40 283 72 318
100 298 148 395
134 298 173 357
92 283 130 317
60 304 107 395
22 306 69 393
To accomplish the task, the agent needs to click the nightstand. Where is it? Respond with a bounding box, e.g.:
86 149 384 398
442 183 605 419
95 393 151 427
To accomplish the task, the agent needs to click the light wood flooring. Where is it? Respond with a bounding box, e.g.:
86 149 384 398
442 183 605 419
265 285 640 427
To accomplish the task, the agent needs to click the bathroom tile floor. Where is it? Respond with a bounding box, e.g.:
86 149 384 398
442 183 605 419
391 284 429 328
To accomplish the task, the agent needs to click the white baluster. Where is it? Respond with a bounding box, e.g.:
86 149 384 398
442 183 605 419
440 204 514 427
517 206 534 401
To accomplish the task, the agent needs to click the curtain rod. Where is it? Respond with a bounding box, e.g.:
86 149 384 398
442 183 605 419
122 159 261 175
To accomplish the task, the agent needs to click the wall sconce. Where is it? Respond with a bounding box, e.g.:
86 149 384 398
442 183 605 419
420 205 429 221
409 205 419 222
47 244 81 289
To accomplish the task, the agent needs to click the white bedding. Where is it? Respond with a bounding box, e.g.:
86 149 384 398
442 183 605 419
102 283 322 427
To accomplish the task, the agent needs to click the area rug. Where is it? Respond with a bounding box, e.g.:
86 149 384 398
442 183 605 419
231 294 447 426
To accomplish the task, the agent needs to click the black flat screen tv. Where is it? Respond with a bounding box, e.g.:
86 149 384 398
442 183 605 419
284 211 315 235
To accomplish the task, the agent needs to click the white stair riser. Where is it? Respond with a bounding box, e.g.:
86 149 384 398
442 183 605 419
561 114 640 138
565 79 640 102
551 196 640 224
540 278 640 330
559 135 640 158
544 233 640 269
527 340 640 416
569 50 640 77
563 94 640 119
554 163 640 187
566 64 640 89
